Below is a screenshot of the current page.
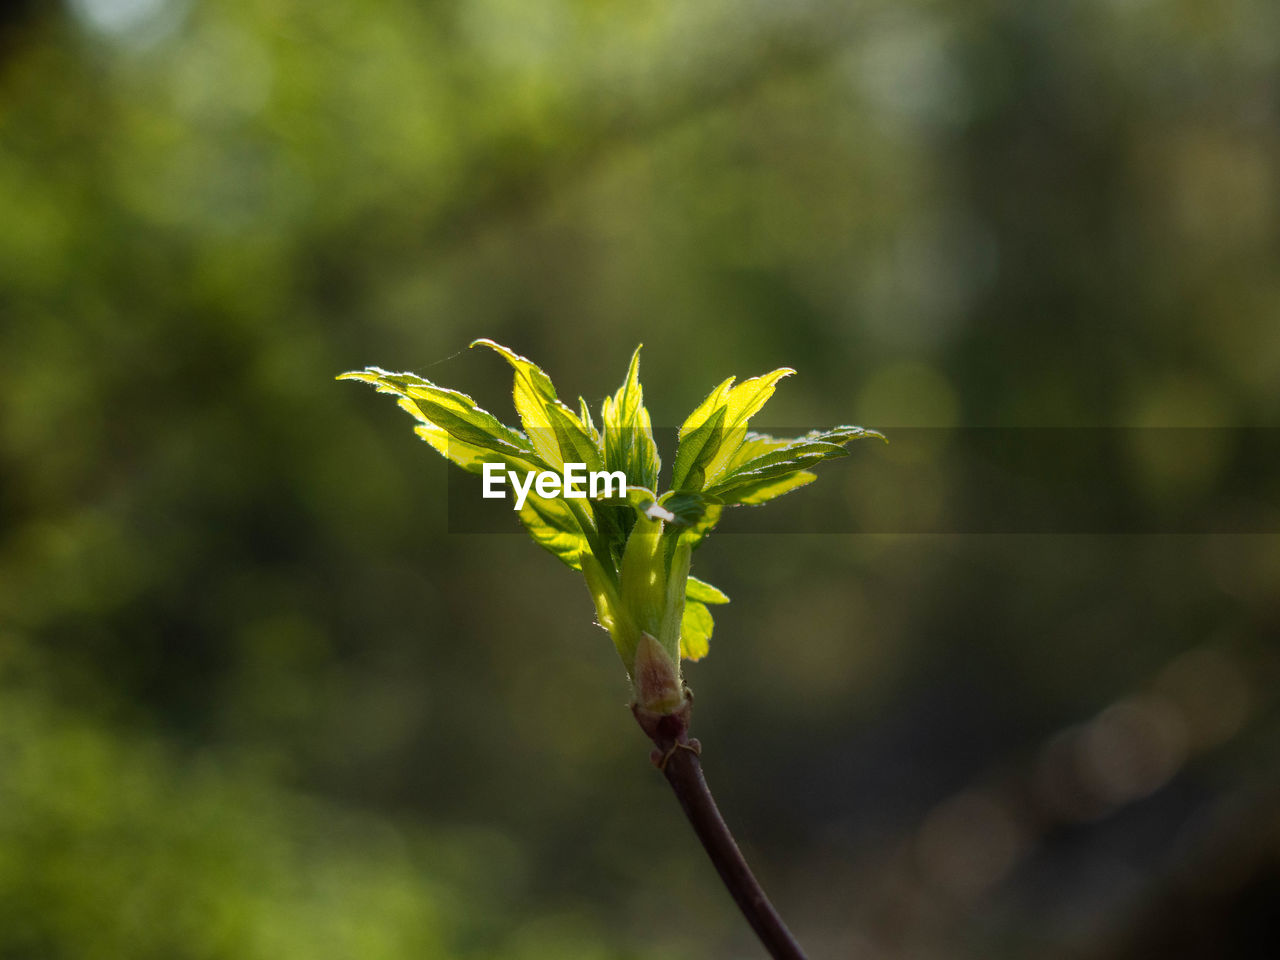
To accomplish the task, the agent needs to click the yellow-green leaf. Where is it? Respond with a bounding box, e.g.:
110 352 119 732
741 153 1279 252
704 441 845 497
547 403 604 474
339 367 532 460
578 396 599 443
700 367 795 483
678 375 735 440
686 576 729 605
601 345 660 492
715 470 817 506
671 405 727 491
519 494 590 571
469 338 568 468
679 601 714 661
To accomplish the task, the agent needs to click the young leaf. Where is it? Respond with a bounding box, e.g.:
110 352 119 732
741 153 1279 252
588 484 656 511
719 431 796 475
672 367 797 490
679 601 715 661
686 576 730 605
339 368 533 461
808 425 886 446
601 346 661 492
671 405 727 491
547 403 605 473
410 421 537 476
665 498 724 549
723 368 796 429
709 427 883 496
713 470 818 506
471 338 597 470
578 397 600 444
704 440 846 496
631 402 661 492
657 491 717 528
699 367 796 484
395 398 544 480
678 375 735 438
519 494 590 571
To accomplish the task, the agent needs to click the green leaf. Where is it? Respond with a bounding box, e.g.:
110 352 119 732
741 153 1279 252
655 492 723 548
673 367 797 490
679 601 714 661
704 440 846 497
723 367 796 427
671 405 727 491
601 346 661 492
400 400 543 478
546 403 605 473
581 485 656 570
678 375 735 438
632 403 660 491
578 397 599 444
713 470 818 506
699 367 796 484
656 490 717 527
471 338 597 471
672 376 735 491
809 425 887 446
409 420 535 476
718 431 795 474
339 368 533 461
519 494 590 571
708 426 884 496
611 345 644 422
686 576 729 605
591 484 659 513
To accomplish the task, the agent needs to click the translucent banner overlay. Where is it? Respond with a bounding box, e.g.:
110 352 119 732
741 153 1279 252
445 428 1280 534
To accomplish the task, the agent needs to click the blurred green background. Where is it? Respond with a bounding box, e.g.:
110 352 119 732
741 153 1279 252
2 0 1278 957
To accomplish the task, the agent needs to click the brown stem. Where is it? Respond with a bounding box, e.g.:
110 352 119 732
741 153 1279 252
633 692 809 960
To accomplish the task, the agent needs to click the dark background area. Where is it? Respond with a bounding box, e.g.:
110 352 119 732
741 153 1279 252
1 1 1277 957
